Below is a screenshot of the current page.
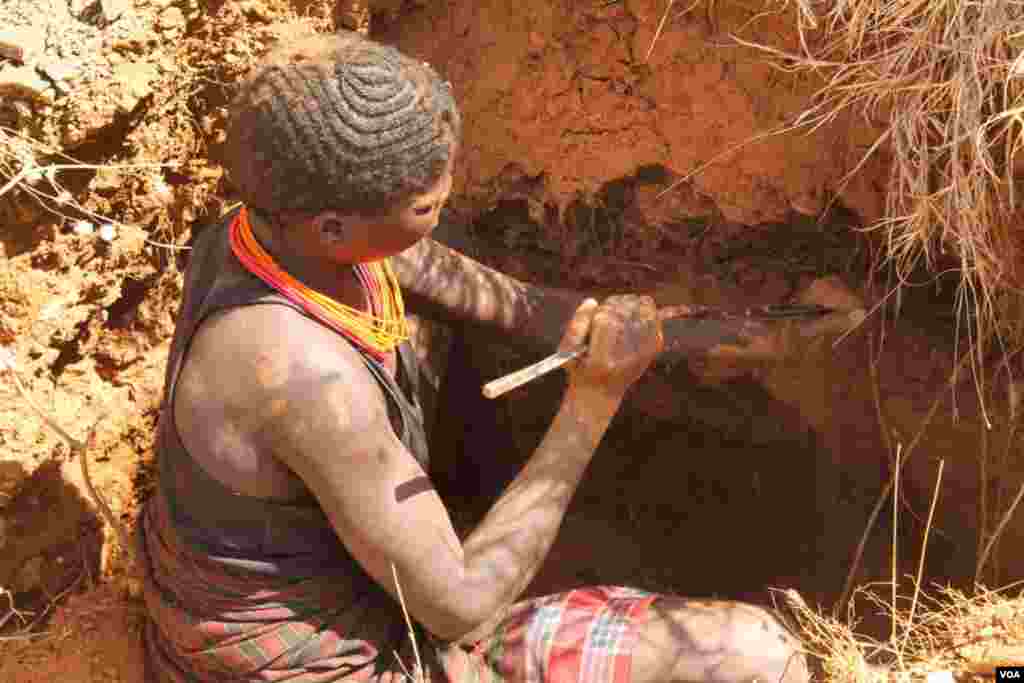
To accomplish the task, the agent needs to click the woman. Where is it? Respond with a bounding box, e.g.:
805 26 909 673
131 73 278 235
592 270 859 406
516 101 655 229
139 31 809 683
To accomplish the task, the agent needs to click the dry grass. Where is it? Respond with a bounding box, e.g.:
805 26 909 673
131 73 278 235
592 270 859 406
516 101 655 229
0 573 86 647
741 0 1024 361
793 337 1024 681
391 563 426 683
780 582 1024 682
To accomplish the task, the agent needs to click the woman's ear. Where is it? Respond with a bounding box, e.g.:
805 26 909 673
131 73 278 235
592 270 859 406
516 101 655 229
313 211 347 244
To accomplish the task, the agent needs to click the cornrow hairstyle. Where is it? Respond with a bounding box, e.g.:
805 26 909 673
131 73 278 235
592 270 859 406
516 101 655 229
225 32 461 216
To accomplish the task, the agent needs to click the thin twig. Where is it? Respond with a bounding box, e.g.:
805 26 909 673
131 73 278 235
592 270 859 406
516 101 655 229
838 346 896 614
0 632 51 643
900 458 944 657
975 482 1024 586
870 336 893 455
0 571 84 646
645 0 676 62
836 351 969 612
891 444 900 644
23 571 84 635
988 376 1022 584
0 587 31 632
1 136 183 252
391 563 424 683
838 441 898 616
978 414 989 581
832 283 900 350
144 238 192 251
0 162 169 199
656 121 804 200
0 355 135 574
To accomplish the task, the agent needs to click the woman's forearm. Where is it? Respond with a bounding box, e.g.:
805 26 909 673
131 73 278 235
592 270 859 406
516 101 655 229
394 237 583 351
452 384 621 640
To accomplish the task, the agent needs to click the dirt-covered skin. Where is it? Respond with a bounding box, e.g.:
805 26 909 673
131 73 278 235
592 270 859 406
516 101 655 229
1 1 1023 681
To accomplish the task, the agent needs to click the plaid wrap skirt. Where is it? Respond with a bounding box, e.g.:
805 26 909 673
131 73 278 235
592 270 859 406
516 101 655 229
140 494 655 683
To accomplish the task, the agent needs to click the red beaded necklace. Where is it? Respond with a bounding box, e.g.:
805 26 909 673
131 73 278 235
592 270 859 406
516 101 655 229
228 206 409 363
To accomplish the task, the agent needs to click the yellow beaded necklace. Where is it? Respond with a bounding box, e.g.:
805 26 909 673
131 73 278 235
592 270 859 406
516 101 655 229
229 206 410 362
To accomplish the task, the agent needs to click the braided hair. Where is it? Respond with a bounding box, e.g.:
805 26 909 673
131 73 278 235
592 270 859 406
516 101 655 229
225 32 461 216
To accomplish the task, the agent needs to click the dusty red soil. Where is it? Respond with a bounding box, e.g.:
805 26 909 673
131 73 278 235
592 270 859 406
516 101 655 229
0 584 145 683
1 1 1021 680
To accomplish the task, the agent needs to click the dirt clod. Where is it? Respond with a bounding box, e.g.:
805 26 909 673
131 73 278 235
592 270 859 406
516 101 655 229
0 27 45 64
0 65 54 103
0 460 28 508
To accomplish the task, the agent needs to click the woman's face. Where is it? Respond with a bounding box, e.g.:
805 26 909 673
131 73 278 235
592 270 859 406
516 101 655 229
389 164 456 247
321 154 456 263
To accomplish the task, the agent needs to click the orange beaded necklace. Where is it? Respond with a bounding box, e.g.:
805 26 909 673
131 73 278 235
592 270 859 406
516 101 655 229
229 206 410 363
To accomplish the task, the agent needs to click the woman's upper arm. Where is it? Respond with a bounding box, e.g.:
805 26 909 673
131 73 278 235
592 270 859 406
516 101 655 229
254 339 484 639
180 305 486 638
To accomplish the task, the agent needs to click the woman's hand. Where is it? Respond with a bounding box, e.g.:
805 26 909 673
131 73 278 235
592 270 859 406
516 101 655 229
560 295 665 400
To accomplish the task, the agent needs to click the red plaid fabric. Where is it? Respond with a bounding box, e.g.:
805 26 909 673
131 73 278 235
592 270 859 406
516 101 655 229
140 493 405 682
141 492 655 683
436 587 656 683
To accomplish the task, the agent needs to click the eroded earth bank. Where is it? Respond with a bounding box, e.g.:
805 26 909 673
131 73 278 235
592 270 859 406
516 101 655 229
1 1 1021 680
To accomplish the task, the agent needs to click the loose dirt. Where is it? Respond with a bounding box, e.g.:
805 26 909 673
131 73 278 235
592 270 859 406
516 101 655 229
1 1 1021 681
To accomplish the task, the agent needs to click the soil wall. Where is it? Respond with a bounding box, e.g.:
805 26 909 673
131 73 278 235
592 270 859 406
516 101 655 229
0 0 1020 646
379 0 1024 602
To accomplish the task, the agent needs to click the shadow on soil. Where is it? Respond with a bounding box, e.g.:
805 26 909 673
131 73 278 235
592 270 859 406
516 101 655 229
0 459 104 630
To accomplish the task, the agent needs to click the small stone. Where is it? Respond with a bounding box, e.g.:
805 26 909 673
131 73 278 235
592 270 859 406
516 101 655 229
51 80 74 96
111 61 158 113
0 65 54 103
39 300 65 321
0 27 46 64
110 25 153 53
91 167 124 193
61 100 116 148
74 219 96 235
150 176 174 204
38 61 83 96
159 6 187 31
99 223 117 242
39 61 82 84
0 459 27 506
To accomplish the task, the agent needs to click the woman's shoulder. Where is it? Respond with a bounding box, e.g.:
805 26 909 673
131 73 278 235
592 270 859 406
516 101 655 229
182 302 389 423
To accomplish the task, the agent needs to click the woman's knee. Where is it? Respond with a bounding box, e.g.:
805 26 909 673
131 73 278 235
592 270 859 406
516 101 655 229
633 598 809 683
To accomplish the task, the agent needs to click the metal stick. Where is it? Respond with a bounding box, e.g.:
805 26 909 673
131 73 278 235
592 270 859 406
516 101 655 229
482 347 584 399
481 304 853 399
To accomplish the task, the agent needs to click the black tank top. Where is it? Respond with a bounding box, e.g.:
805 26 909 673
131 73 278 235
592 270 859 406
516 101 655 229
154 207 430 578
